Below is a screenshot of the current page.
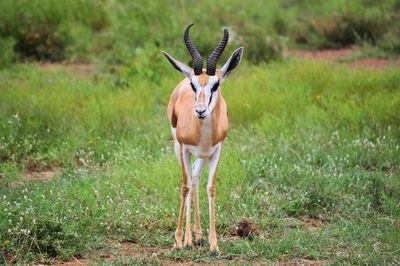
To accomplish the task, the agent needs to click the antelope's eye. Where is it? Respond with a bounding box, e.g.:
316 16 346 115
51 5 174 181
211 82 219 92
190 82 196 92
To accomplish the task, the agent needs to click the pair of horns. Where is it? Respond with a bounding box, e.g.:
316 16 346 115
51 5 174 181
184 23 229 76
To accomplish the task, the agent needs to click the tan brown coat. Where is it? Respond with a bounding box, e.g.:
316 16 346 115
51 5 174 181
167 77 228 146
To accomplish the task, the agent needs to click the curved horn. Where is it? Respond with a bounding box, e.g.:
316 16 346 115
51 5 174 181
184 23 203 75
206 29 229 76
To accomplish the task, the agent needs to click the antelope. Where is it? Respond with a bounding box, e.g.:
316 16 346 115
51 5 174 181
162 24 243 255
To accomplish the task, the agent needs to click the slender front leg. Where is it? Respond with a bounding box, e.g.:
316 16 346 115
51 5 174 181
184 166 193 249
192 159 207 246
174 145 191 250
207 143 222 255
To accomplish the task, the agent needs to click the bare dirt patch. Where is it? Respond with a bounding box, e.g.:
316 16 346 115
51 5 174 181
287 48 400 70
298 216 326 232
40 239 330 266
118 241 170 258
273 258 328 266
41 240 266 266
288 48 354 61
114 242 220 265
8 167 61 188
36 258 88 266
40 242 210 266
39 63 95 79
281 216 326 232
20 167 60 182
346 58 400 70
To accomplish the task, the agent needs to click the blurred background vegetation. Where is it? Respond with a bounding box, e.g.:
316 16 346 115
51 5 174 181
0 0 399 68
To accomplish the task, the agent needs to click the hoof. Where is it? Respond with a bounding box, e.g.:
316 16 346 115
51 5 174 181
184 245 193 251
210 250 220 257
173 243 182 250
195 239 205 247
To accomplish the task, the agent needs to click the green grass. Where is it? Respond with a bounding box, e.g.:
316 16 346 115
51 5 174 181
0 0 399 67
0 59 399 264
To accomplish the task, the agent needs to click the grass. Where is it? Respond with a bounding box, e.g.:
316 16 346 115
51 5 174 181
0 59 399 264
0 0 399 67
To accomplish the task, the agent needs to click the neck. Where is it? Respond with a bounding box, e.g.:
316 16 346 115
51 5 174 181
211 91 222 121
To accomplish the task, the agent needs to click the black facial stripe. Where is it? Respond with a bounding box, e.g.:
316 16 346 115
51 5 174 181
190 82 196 92
211 82 219 92
209 94 213 105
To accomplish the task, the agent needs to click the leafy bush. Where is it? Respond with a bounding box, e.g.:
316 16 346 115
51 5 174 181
1 216 84 262
0 0 107 61
295 8 390 49
0 37 17 67
236 28 286 64
377 10 400 56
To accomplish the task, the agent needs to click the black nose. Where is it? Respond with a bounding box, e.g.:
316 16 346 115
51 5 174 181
195 109 206 115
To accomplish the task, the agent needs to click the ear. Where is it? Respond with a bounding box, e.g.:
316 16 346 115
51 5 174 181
162 51 193 78
219 47 244 83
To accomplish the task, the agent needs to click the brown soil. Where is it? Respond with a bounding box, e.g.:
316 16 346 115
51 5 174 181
298 216 326 232
35 242 215 266
36 258 88 266
273 258 328 266
346 58 400 70
6 167 61 188
39 63 95 79
36 48 400 78
118 242 170 258
287 48 400 70
38 231 329 266
288 48 354 61
20 167 60 182
281 216 326 232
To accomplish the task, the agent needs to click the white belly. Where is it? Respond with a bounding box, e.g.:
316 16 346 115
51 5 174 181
184 143 219 159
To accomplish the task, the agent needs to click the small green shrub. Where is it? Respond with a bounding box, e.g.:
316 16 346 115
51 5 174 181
377 12 400 56
365 173 400 214
297 10 389 48
2 219 83 262
0 38 17 67
31 220 82 259
0 0 107 61
241 30 286 64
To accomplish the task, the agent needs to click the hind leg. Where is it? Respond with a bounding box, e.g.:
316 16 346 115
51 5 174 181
207 144 222 255
174 140 180 162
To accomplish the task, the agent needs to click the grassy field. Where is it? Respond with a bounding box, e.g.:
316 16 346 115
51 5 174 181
1 0 400 67
1 0 400 265
0 59 399 264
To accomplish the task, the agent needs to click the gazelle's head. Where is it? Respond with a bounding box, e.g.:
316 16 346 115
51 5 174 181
162 24 243 119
